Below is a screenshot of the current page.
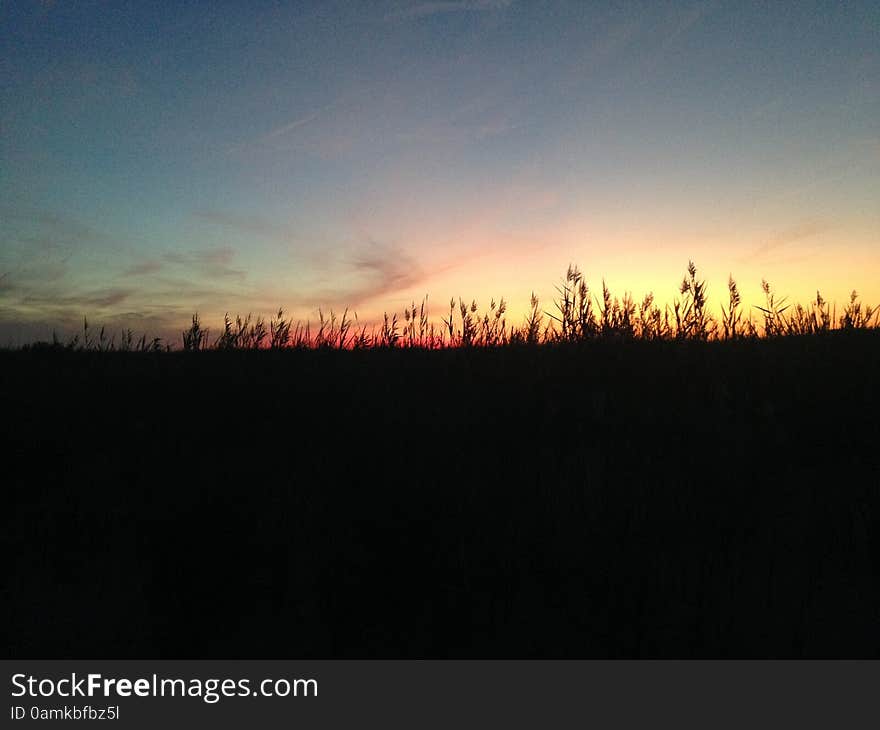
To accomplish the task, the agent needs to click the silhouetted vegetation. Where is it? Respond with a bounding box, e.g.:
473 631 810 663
17 263 879 354
3 262 879 658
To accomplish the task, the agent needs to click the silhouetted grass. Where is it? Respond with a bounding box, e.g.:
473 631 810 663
2 261 879 659
15 262 879 353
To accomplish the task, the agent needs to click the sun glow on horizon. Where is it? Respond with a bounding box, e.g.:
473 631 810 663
1 2 878 345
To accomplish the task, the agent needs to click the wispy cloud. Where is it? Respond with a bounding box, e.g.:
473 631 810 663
0 208 107 299
387 0 513 21
18 287 135 310
191 210 297 245
164 246 246 281
0 261 69 292
259 110 325 142
661 1 715 51
746 220 832 262
122 260 164 277
304 240 441 308
225 100 339 154
349 241 426 301
1 208 108 259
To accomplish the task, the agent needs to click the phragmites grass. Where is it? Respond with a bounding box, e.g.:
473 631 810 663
755 279 790 338
459 299 479 347
269 308 292 349
182 314 209 351
17 262 879 352
840 290 879 330
214 313 267 349
599 284 636 339
519 292 544 345
547 264 596 342
673 261 715 340
637 293 669 340
720 275 741 340
380 311 400 348
787 291 831 336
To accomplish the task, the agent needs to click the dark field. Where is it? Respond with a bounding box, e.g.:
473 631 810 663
3 332 880 657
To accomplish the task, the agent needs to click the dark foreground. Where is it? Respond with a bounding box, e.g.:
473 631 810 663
3 333 879 657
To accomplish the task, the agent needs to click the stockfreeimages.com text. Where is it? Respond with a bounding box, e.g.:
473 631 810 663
10 673 317 704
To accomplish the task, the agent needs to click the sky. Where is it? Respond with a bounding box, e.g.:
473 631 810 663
1 0 878 344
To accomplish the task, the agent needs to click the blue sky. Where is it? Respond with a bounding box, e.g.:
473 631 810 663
2 0 878 343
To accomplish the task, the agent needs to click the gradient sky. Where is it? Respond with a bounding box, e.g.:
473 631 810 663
2 0 878 344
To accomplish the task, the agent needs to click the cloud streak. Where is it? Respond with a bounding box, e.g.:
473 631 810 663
302 240 440 309
661 1 715 51
17 287 135 310
122 260 164 277
225 100 340 154
164 246 246 281
191 210 297 245
746 220 832 262
387 0 513 21
349 242 426 301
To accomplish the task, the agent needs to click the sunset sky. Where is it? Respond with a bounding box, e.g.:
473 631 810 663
2 0 878 344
